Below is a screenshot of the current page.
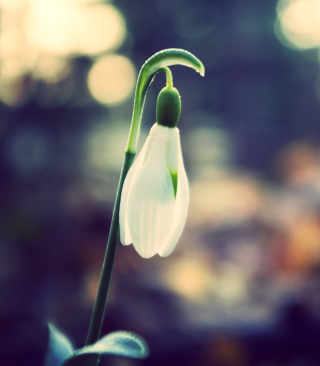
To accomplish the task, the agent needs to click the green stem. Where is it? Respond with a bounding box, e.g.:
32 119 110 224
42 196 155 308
84 153 134 366
84 49 204 366
85 151 135 348
163 67 173 87
126 48 204 154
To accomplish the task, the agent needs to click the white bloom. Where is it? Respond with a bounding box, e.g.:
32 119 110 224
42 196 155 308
119 123 189 258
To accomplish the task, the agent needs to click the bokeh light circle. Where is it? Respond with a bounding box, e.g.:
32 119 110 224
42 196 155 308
276 0 320 49
74 4 127 55
24 0 126 56
87 54 136 106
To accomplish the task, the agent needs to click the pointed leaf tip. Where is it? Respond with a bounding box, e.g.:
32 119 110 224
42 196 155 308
92 331 149 358
45 323 74 366
199 65 205 76
62 331 149 365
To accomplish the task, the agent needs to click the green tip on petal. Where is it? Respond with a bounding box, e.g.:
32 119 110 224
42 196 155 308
156 86 181 128
170 170 178 198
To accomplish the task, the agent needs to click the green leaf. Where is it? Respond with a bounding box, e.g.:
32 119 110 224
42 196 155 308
45 323 74 366
62 331 149 366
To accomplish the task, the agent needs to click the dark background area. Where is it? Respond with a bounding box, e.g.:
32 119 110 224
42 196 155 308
1 0 320 365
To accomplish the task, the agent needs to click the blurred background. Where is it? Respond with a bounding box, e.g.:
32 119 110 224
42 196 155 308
1 0 320 365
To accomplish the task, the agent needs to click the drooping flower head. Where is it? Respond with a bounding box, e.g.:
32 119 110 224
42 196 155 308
119 86 189 258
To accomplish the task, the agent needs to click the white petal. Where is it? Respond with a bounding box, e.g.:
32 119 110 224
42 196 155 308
126 125 175 258
158 130 189 257
166 127 179 172
119 124 157 245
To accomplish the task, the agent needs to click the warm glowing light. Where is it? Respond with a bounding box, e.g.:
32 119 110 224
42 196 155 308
0 76 32 106
24 0 79 55
214 265 247 302
0 0 127 105
0 0 25 9
75 4 126 55
87 54 136 106
189 175 261 228
163 258 214 301
71 0 109 3
286 213 320 271
25 0 126 56
276 0 320 49
33 54 70 82
0 9 36 78
276 142 319 184
1 58 27 79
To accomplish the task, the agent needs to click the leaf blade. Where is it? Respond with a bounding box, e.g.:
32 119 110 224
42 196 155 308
62 331 149 366
45 323 74 366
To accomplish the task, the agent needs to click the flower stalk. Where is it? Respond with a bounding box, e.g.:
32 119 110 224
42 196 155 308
84 49 204 366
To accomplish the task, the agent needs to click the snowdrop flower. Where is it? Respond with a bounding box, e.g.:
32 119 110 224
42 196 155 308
119 86 189 258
